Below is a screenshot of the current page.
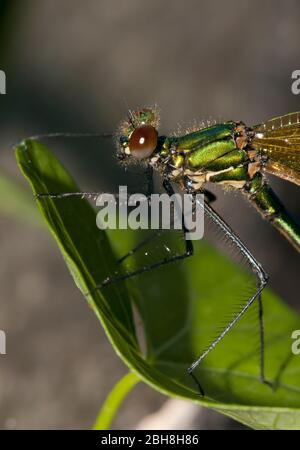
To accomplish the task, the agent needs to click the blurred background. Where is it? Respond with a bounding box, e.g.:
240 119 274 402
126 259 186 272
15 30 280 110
0 0 299 429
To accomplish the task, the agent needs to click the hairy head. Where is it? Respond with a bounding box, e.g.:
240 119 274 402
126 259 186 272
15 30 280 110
116 106 160 164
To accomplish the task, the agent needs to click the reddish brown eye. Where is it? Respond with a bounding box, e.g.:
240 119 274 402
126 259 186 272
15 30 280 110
128 125 158 159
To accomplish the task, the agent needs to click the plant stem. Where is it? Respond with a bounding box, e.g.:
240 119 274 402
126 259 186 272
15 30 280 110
93 371 140 430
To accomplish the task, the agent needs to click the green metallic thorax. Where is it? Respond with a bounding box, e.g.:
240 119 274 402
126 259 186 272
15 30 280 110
153 121 300 252
156 122 248 188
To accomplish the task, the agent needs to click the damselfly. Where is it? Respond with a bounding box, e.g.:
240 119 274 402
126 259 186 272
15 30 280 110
31 106 300 395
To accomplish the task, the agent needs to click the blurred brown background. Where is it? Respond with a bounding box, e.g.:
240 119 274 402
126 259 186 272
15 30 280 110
0 0 299 429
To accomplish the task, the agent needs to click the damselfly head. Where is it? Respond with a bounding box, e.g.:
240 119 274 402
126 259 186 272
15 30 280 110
116 106 160 163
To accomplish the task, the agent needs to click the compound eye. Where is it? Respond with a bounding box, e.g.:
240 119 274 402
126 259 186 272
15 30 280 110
128 125 158 159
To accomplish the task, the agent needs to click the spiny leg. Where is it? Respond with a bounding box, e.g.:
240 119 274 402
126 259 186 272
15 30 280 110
36 191 152 201
96 238 192 291
88 178 193 291
35 184 215 269
24 132 113 140
35 187 217 203
187 200 270 395
115 164 159 264
257 292 273 388
36 176 163 267
35 158 154 200
118 184 216 264
36 185 214 265
35 188 192 290
117 231 162 264
36 192 104 200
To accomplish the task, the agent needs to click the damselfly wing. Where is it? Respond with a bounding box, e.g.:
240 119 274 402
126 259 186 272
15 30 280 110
252 112 300 186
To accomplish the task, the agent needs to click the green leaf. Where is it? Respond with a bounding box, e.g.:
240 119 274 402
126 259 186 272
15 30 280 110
16 139 300 430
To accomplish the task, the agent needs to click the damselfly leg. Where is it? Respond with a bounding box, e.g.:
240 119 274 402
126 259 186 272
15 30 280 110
116 187 215 265
88 178 194 292
37 190 271 396
186 199 271 394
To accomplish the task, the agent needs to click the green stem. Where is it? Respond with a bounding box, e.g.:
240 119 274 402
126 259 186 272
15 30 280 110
93 371 140 430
